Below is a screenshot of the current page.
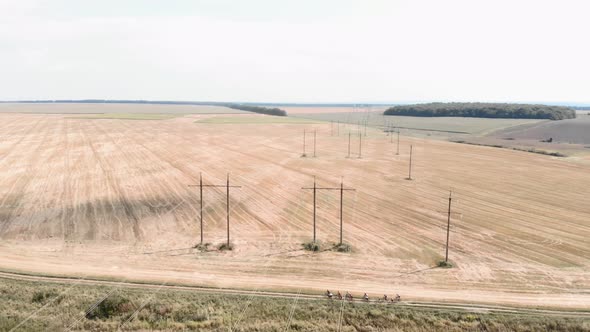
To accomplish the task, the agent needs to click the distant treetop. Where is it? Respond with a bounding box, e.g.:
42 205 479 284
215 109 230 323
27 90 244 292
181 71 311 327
384 103 576 120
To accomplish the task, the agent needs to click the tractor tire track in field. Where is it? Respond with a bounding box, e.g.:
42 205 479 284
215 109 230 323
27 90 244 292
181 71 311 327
86 120 143 241
0 117 54 237
1 115 589 309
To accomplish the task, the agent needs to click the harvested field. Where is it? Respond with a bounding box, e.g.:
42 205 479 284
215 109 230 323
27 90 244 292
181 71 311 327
196 115 321 124
282 106 388 114
492 115 590 145
0 111 589 310
287 108 545 136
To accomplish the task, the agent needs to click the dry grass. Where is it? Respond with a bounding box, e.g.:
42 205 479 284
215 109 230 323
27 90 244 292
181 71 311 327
1 277 588 332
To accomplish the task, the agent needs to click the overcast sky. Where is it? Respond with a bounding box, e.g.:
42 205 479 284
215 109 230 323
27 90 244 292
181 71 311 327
1 0 588 104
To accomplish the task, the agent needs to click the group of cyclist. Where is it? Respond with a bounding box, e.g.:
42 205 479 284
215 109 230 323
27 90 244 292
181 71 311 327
325 290 401 303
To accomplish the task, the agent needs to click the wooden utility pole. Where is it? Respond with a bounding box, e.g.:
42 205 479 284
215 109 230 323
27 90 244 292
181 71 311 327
199 172 203 243
347 132 351 158
389 124 393 143
188 173 205 244
313 177 317 241
331 121 334 136
445 191 452 263
338 178 355 244
302 129 307 157
313 130 317 158
302 176 355 244
396 130 400 155
408 145 413 180
358 131 362 158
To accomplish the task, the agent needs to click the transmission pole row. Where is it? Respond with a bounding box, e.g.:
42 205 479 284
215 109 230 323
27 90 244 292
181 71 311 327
188 173 241 246
183 123 457 259
301 177 355 244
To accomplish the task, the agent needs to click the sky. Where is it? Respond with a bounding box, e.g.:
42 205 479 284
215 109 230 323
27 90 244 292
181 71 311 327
0 0 589 104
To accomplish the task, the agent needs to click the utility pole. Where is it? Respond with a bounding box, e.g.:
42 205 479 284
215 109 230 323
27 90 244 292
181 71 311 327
302 176 355 244
199 172 203 243
224 174 242 247
396 130 400 155
337 121 340 136
302 129 306 157
347 132 351 158
188 173 205 244
313 130 317 158
445 191 452 263
338 178 355 244
331 121 334 136
313 177 316 242
408 145 413 180
389 124 393 143
358 131 362 158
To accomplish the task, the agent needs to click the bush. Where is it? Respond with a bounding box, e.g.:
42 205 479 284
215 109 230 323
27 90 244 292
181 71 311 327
302 241 321 252
86 295 134 319
437 260 453 268
334 243 352 253
32 290 59 304
217 242 234 251
194 242 211 252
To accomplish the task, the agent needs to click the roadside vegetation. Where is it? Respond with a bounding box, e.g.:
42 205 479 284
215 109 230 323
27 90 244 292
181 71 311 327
1 277 588 331
384 103 576 120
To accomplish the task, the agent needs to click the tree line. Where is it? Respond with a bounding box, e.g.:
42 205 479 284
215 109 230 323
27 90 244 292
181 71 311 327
226 104 287 116
384 103 576 120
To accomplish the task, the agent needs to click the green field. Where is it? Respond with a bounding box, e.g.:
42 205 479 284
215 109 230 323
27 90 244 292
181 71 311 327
1 278 588 332
69 113 184 120
196 116 322 124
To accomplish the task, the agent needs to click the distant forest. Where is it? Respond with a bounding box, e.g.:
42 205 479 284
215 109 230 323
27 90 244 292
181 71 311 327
384 103 576 120
226 104 287 116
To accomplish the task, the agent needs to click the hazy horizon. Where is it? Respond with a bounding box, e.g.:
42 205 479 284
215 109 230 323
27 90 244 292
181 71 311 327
1 0 589 104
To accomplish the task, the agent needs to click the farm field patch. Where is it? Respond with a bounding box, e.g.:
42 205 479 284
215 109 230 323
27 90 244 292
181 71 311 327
69 113 184 120
0 111 589 309
287 108 544 136
196 115 322 124
0 103 245 115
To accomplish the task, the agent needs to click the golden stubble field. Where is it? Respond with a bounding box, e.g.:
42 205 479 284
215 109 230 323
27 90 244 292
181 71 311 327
0 111 589 309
